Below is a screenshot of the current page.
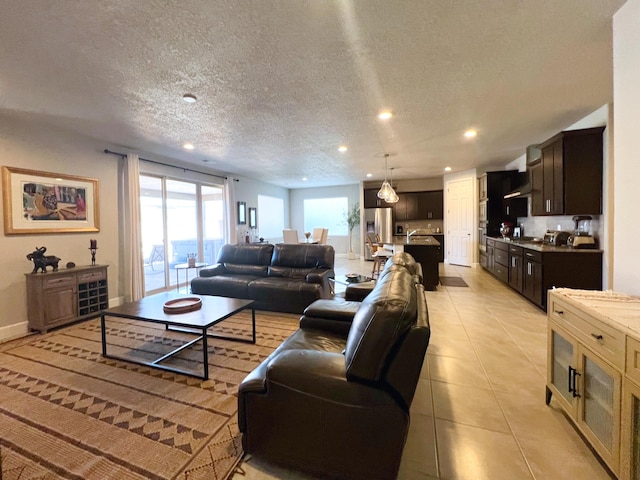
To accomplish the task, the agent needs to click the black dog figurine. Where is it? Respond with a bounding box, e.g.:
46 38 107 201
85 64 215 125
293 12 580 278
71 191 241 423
26 246 61 273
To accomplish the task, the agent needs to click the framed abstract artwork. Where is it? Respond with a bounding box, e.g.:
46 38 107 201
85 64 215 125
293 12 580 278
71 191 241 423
2 166 100 234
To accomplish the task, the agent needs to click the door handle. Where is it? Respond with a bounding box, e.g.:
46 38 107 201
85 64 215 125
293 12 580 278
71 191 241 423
572 369 581 398
591 333 604 341
568 366 574 393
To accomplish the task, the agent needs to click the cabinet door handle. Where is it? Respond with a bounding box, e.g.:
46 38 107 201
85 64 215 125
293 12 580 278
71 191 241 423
591 333 604 341
554 310 564 316
572 370 581 398
527 262 532 275
568 366 575 394
506 206 510 216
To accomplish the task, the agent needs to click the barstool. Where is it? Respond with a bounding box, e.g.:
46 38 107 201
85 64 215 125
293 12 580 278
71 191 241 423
367 237 393 279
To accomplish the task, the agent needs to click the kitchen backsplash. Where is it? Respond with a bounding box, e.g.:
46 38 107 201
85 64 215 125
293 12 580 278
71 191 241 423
516 214 602 241
395 219 444 235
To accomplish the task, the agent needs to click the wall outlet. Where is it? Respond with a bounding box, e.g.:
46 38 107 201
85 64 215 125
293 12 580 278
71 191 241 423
428 223 432 228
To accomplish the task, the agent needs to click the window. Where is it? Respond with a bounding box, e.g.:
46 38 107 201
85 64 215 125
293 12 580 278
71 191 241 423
304 197 348 235
257 195 285 239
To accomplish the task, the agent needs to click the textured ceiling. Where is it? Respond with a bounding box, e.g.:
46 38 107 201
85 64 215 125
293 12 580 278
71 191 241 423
0 0 626 188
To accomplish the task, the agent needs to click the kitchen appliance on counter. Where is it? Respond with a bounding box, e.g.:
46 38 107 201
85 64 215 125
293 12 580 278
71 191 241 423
543 230 571 246
567 215 596 248
500 222 513 239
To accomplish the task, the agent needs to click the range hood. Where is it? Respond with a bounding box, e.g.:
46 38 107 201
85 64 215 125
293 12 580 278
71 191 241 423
503 145 539 199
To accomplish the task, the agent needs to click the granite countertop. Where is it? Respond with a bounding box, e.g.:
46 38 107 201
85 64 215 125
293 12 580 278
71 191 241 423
490 236 603 253
552 288 640 336
385 235 441 246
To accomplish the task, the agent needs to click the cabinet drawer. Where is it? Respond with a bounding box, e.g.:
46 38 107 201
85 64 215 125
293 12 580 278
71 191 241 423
626 337 640 386
523 249 542 263
78 270 106 283
43 275 75 289
494 263 508 283
495 241 509 252
495 249 509 266
509 245 523 255
549 297 625 368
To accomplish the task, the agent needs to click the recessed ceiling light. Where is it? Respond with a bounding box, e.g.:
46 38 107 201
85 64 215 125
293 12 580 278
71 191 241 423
444 166 452 172
378 111 393 120
183 93 197 103
338 145 348 152
366 173 373 178
302 177 308 181
183 142 195 150
464 129 477 138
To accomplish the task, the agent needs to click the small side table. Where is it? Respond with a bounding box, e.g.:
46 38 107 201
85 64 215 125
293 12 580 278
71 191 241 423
175 262 208 293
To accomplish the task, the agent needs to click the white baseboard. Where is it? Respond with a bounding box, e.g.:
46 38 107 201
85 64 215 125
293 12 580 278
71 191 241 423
0 321 29 343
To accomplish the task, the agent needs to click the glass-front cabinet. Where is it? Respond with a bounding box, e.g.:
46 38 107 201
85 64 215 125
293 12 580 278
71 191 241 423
547 318 621 476
622 379 640 480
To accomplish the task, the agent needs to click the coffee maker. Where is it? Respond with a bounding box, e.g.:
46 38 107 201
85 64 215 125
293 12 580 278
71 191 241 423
568 215 596 248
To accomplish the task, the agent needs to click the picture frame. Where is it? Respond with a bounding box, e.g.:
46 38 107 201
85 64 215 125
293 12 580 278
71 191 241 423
249 207 257 228
2 166 100 235
237 201 246 225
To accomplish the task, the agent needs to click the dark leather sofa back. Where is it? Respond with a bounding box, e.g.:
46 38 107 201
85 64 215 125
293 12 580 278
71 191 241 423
217 243 273 276
268 244 335 278
344 264 418 384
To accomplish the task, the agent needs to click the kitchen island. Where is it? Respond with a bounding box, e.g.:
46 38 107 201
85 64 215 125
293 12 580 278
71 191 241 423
384 236 441 290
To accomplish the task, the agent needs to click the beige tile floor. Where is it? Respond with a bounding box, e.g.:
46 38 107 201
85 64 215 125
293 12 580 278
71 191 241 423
233 257 615 480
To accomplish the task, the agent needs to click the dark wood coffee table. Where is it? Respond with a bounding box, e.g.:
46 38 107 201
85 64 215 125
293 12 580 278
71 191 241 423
100 292 255 380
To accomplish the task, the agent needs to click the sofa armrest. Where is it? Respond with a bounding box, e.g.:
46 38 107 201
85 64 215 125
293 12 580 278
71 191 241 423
266 350 395 407
305 269 333 285
198 263 225 277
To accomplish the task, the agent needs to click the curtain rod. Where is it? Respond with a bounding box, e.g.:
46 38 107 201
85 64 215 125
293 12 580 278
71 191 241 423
103 149 235 181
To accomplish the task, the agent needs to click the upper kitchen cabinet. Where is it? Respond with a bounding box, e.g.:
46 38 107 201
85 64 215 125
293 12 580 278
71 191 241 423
531 127 605 216
420 190 444 219
393 191 443 221
364 188 394 208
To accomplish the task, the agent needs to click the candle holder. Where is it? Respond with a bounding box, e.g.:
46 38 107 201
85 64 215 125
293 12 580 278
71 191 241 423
89 247 97 265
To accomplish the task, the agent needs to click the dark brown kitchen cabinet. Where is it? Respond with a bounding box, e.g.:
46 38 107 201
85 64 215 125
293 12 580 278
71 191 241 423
485 238 495 273
393 191 443 221
364 188 394 208
493 241 509 283
532 127 605 216
392 193 409 221
420 190 444 219
485 238 602 311
522 250 543 307
508 245 523 292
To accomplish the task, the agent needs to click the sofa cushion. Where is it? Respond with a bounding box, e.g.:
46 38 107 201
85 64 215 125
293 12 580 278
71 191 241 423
218 243 274 266
344 266 417 383
191 274 260 298
270 243 334 269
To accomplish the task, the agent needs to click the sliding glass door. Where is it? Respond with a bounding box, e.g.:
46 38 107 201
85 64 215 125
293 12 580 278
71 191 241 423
140 175 225 295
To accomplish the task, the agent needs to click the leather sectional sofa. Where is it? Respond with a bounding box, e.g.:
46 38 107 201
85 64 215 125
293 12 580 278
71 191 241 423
190 243 335 313
238 252 431 479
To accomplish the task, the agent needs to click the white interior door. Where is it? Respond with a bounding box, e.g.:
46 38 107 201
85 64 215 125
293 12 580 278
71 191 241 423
446 176 474 266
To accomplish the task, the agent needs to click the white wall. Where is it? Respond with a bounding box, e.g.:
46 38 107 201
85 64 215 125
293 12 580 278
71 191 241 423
233 175 289 244
289 184 360 256
613 0 640 295
0 114 121 340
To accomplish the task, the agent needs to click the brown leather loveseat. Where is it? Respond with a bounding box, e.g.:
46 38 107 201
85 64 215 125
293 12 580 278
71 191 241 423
238 253 431 479
190 242 334 313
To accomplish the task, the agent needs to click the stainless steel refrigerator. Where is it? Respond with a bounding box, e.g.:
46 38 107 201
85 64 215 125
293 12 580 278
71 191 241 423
364 208 393 260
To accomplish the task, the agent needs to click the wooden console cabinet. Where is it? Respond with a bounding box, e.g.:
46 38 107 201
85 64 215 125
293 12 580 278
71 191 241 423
26 265 109 332
546 288 640 479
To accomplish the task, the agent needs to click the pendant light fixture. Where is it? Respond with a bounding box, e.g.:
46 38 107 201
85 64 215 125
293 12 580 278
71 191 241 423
377 153 396 200
386 167 399 203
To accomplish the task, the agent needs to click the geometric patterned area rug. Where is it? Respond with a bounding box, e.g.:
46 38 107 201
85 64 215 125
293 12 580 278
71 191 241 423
439 276 469 287
0 309 299 480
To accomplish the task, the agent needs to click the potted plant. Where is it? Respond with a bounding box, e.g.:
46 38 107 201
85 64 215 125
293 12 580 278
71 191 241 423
344 202 360 260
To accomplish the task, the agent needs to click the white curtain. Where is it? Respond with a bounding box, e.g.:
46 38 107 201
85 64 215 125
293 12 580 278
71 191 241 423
224 176 237 244
124 153 144 300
